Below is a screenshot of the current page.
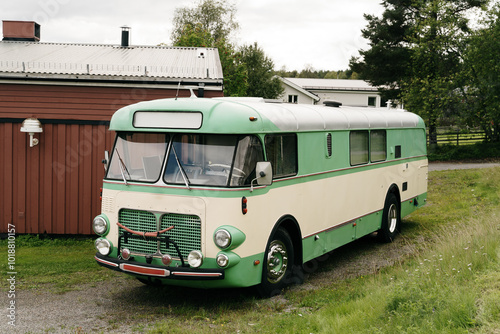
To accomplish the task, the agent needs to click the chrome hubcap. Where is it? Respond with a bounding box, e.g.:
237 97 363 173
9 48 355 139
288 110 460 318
266 240 288 283
388 203 398 233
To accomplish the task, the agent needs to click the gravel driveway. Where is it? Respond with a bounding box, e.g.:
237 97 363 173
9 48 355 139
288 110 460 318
429 161 500 171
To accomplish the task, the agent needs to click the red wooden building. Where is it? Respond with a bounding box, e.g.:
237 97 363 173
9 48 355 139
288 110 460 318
0 21 224 235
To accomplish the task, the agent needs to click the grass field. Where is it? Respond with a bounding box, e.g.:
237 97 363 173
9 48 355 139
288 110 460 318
2 167 500 333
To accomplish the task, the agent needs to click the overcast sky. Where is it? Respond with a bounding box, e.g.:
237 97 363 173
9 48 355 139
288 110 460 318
0 0 384 71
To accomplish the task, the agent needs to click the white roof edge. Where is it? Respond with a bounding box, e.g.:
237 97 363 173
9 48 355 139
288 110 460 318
278 76 321 102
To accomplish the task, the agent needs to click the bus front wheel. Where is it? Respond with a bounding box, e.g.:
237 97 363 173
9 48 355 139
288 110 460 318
257 227 295 297
378 193 401 243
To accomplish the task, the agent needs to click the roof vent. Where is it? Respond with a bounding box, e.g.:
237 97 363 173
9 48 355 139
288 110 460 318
323 100 342 108
2 20 40 42
120 26 130 47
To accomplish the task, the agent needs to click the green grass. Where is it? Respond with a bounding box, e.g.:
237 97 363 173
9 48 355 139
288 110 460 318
0 236 117 293
1 168 500 333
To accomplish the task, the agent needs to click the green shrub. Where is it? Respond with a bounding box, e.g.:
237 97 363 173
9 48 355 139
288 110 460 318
428 142 500 161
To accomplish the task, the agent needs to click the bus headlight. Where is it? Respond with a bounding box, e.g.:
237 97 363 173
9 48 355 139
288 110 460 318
216 251 240 269
95 238 111 256
187 250 203 268
214 229 231 249
92 215 108 235
216 253 229 267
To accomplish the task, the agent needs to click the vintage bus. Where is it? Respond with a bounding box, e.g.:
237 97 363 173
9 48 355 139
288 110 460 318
93 96 428 296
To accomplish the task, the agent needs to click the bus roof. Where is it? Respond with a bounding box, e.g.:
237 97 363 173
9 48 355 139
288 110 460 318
109 97 425 133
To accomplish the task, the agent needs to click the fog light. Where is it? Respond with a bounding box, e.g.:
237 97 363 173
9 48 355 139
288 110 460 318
95 238 111 256
214 229 231 249
161 254 172 266
216 253 229 268
187 250 203 268
121 248 131 260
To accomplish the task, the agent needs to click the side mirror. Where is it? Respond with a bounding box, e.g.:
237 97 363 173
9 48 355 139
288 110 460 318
102 150 109 172
251 161 272 192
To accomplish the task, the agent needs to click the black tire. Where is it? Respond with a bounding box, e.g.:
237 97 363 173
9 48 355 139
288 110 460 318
257 227 297 297
377 193 401 243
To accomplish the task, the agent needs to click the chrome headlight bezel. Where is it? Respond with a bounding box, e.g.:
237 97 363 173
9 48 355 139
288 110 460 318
92 215 109 236
214 229 232 249
216 253 229 268
187 250 203 268
95 238 112 256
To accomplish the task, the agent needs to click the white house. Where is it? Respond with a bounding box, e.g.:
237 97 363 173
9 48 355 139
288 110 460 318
279 77 382 107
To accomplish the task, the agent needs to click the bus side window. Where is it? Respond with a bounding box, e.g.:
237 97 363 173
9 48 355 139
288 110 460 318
370 130 387 162
350 131 369 166
264 134 298 178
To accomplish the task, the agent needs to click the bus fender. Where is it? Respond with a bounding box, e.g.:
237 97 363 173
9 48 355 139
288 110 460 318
269 215 303 276
387 184 401 205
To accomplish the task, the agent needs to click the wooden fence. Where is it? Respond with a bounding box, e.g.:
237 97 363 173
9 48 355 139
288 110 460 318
428 130 487 146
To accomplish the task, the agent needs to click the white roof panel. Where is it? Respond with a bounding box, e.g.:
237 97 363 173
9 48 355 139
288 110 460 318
0 41 223 81
245 102 421 131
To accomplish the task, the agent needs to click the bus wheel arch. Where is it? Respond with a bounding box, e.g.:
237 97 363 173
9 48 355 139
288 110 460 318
257 216 303 297
378 185 401 243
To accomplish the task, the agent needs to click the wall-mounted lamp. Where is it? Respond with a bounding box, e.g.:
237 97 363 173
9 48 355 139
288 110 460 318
20 118 43 147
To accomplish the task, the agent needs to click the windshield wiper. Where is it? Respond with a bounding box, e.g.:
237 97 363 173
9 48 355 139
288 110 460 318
116 150 130 186
171 143 191 190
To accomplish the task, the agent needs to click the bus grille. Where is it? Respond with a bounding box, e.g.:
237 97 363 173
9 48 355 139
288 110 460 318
118 209 202 259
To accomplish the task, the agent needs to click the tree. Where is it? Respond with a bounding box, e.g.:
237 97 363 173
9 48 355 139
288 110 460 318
215 39 248 96
400 0 481 144
172 23 213 47
171 0 245 96
240 42 284 99
462 4 500 141
351 0 488 144
171 0 239 45
350 0 414 102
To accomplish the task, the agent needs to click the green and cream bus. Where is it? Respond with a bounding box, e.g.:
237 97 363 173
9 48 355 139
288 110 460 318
93 96 427 295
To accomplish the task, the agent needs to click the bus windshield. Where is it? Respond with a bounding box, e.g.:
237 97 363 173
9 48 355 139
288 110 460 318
106 133 169 183
164 134 264 187
106 133 264 187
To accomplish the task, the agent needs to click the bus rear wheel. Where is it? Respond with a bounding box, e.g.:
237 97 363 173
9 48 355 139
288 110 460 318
378 193 400 243
257 227 295 297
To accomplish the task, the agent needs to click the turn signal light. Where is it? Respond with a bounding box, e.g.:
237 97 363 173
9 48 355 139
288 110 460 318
242 196 248 214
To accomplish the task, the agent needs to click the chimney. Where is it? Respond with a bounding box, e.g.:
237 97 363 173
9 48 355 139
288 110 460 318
120 26 130 47
2 20 40 42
